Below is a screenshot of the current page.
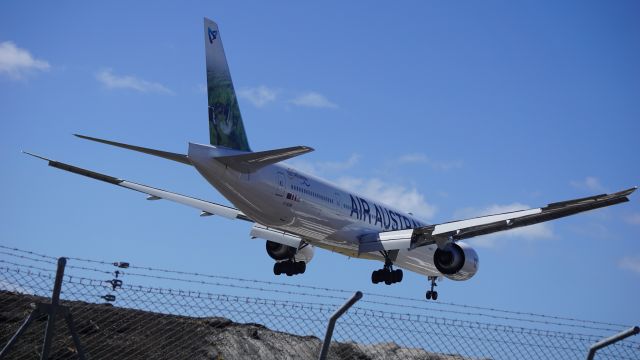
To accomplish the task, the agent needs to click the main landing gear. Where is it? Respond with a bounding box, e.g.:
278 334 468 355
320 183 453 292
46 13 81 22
273 260 306 276
425 276 438 300
371 256 403 285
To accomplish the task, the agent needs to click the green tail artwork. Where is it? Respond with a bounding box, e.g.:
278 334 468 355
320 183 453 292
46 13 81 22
204 18 251 152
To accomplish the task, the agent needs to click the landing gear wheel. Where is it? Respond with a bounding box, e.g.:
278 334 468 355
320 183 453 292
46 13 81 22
371 253 403 285
274 261 306 276
384 273 393 285
273 262 282 275
371 270 382 284
426 291 432 300
431 291 438 300
294 261 306 274
393 269 403 283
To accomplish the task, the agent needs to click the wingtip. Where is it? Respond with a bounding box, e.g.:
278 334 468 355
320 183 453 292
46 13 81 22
619 186 638 198
23 151 52 162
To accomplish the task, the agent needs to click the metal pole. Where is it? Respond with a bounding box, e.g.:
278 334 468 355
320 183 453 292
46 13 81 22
586 326 639 360
41 257 67 360
65 313 87 360
0 310 39 359
318 291 363 360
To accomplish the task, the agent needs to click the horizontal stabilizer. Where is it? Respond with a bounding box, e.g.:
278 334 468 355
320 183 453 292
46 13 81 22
75 134 191 166
24 152 251 222
215 146 314 172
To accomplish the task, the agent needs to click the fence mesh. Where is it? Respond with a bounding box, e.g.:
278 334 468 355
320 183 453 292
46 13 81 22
1 246 638 360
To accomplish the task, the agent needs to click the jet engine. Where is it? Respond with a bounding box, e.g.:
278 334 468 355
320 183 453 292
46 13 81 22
265 240 314 263
433 242 479 281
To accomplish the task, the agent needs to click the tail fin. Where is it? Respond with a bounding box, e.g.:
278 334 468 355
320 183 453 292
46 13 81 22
204 18 251 152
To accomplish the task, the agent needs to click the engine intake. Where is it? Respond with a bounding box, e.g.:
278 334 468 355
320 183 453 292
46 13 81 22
433 242 479 281
265 240 314 263
266 240 297 260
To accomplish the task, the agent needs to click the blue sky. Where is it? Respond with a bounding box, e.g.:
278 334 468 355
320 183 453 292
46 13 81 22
1 1 639 327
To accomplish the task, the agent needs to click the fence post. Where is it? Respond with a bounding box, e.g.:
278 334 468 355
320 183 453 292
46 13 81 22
586 326 639 360
0 257 86 360
40 257 67 360
318 291 363 360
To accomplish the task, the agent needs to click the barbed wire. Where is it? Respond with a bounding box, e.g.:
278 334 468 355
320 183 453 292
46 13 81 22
1 251 638 360
0 244 632 331
0 263 634 345
0 258 626 335
0 268 632 352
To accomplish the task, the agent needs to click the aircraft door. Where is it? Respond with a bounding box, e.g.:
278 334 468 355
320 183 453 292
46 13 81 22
334 191 347 216
276 171 286 197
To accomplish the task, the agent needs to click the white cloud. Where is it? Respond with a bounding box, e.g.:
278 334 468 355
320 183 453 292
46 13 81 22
625 213 640 225
238 85 278 107
96 68 173 94
570 176 606 193
286 154 435 219
619 255 640 274
290 91 337 109
456 203 554 248
0 41 50 79
398 153 428 164
337 177 436 220
287 154 360 176
397 153 462 171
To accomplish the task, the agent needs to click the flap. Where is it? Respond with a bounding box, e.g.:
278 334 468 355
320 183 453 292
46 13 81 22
358 229 414 254
250 224 302 248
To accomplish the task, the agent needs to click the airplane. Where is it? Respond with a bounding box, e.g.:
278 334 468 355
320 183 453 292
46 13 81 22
25 18 636 300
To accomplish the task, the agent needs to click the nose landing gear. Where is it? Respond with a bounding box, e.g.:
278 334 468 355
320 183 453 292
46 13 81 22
425 276 438 300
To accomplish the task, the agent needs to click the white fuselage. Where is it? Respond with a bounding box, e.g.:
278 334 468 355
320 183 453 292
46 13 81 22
188 142 444 278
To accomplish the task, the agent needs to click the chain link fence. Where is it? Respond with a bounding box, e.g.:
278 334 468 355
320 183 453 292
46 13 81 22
1 246 638 359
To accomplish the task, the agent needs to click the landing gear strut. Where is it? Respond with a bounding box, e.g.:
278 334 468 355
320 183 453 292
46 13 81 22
371 254 403 285
273 260 306 276
425 276 438 300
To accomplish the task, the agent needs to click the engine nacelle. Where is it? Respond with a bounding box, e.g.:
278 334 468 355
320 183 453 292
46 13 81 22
433 242 479 281
265 240 314 263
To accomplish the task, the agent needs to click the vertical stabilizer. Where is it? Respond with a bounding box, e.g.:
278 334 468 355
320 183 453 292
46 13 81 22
204 18 251 152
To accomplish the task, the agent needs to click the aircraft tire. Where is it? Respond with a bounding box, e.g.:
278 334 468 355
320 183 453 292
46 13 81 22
394 269 403 283
371 270 381 284
273 263 282 275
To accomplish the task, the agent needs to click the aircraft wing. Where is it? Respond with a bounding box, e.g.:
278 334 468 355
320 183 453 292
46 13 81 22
24 152 252 222
359 187 637 253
